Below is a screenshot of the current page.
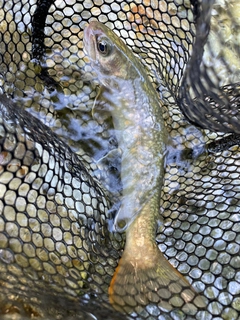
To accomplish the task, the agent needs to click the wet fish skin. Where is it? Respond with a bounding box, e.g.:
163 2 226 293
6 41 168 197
84 21 166 232
84 21 205 313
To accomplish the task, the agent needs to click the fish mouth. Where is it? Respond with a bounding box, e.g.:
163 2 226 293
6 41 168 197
83 24 96 61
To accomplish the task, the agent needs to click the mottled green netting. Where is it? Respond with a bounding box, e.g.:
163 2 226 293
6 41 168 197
0 0 240 319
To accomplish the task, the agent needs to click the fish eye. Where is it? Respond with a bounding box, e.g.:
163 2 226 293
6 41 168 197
97 38 111 56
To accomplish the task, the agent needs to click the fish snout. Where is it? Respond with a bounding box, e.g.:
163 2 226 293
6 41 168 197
83 24 96 61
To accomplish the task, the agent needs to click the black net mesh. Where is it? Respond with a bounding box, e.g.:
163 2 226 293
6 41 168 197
0 0 240 319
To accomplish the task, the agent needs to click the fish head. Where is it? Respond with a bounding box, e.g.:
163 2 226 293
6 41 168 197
83 21 138 84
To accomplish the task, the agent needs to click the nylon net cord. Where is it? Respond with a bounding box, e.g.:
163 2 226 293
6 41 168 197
0 1 240 319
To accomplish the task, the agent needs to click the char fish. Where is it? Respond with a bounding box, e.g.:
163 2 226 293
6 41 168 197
83 21 205 313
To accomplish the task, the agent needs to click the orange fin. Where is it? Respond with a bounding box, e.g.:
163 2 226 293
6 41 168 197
109 246 206 314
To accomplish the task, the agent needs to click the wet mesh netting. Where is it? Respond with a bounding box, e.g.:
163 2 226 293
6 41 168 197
0 0 240 319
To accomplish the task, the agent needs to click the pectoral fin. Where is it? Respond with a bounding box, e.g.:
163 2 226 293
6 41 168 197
92 86 112 124
96 148 122 171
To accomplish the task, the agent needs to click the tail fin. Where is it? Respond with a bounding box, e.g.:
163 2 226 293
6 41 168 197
109 244 206 314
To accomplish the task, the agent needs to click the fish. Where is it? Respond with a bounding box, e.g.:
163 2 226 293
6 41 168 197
83 21 206 313
84 21 167 233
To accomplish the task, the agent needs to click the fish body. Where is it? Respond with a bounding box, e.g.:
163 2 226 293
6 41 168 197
84 22 166 232
84 21 205 313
